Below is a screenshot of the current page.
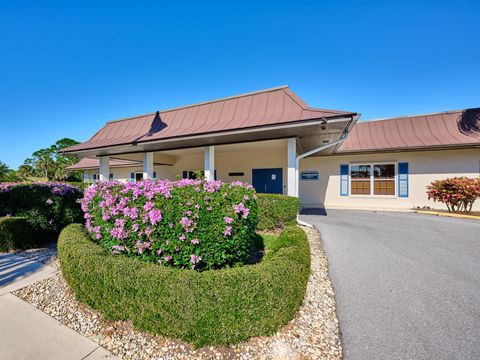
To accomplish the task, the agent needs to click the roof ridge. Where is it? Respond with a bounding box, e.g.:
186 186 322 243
106 85 290 124
359 108 474 124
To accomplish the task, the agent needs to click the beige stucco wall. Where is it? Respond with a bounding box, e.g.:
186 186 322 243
83 145 289 194
299 148 480 210
83 147 480 211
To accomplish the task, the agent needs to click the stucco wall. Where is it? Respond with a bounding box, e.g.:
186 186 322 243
299 148 480 210
84 147 289 194
83 147 480 211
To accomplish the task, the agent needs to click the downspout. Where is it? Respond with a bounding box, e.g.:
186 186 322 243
296 115 359 227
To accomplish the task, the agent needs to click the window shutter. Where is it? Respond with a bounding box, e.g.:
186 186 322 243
340 164 349 196
398 162 409 197
93 174 96 181
153 171 157 179
109 173 113 181
130 172 135 182
182 171 188 179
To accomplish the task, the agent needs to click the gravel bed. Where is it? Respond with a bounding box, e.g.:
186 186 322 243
13 226 342 360
14 242 59 269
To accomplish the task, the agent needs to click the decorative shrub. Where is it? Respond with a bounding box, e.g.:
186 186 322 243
81 179 258 270
58 223 310 347
0 182 84 236
426 177 480 212
256 193 300 230
0 217 47 251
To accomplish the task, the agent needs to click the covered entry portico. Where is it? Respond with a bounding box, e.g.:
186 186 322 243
63 86 358 197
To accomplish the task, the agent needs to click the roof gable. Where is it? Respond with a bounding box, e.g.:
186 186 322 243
64 86 356 153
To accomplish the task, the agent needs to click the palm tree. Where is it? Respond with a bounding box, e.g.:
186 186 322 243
0 161 11 181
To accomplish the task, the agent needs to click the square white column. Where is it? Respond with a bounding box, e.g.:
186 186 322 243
287 138 297 197
99 156 110 182
204 146 215 181
143 152 154 179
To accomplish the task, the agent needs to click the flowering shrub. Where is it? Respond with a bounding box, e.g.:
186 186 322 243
426 177 480 212
81 179 258 270
0 182 84 235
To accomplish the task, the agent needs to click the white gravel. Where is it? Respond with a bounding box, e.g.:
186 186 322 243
13 226 342 359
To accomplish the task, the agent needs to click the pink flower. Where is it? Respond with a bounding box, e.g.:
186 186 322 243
190 254 202 266
148 209 162 225
164 255 173 262
179 233 186 241
143 201 154 211
224 216 234 224
46 198 53 205
191 238 200 245
224 226 232 236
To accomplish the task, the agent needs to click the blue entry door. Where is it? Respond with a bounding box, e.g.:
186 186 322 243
252 168 283 194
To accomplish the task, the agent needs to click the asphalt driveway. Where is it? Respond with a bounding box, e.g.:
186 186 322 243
300 209 480 360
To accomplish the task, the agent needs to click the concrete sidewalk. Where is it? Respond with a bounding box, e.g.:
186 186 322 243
0 252 118 360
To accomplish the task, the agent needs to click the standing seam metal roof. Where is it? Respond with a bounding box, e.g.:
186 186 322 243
337 109 480 153
63 86 356 153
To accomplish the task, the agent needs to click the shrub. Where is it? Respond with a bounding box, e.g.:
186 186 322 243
81 179 258 270
0 182 84 236
0 217 47 251
58 223 310 347
256 193 300 230
427 177 480 212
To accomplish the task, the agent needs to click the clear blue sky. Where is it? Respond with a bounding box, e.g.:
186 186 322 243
1 0 479 169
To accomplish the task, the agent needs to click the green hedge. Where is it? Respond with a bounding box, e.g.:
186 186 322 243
58 224 310 347
256 194 300 230
0 217 47 252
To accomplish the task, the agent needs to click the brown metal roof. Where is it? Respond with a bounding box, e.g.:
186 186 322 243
66 158 141 170
336 108 480 154
63 86 356 153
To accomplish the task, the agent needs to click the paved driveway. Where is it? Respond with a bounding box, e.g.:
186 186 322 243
300 209 480 360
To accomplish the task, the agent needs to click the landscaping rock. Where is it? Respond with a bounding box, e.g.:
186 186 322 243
13 226 342 359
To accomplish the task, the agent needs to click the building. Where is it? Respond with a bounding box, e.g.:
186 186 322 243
64 86 480 211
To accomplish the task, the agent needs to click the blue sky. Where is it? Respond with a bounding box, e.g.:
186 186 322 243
1 0 479 169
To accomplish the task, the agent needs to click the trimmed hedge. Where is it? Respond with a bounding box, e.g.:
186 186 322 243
59 224 310 347
256 194 300 230
0 217 46 252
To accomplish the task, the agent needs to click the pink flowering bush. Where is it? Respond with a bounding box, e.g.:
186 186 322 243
81 179 258 270
0 182 83 235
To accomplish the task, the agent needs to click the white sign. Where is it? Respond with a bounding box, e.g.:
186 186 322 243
271 174 276 180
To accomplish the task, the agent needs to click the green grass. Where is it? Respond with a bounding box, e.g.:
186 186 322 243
58 224 310 347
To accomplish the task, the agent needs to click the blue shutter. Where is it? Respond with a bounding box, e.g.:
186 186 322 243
130 172 135 182
93 174 96 182
182 171 188 179
109 173 113 181
398 162 409 197
340 164 349 196
153 171 157 179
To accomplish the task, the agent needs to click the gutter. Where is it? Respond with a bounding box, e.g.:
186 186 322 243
295 115 360 227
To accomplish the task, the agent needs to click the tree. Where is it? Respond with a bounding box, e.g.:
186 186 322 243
16 138 82 182
0 161 11 181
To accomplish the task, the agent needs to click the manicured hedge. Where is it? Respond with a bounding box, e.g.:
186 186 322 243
0 217 47 252
0 182 83 236
59 224 310 347
256 193 300 230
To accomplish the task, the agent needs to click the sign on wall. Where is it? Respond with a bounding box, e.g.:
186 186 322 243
300 171 319 181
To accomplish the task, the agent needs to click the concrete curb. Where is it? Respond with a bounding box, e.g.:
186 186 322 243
416 210 480 220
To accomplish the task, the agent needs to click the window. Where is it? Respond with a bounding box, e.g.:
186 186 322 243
350 165 371 195
373 164 395 195
350 163 396 196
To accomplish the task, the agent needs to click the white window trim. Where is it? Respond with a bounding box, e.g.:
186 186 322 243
348 161 398 198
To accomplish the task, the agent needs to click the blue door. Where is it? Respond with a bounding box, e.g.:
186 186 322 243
252 168 283 194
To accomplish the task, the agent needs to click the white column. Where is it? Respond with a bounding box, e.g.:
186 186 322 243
143 152 154 179
204 146 215 181
99 156 109 182
287 138 297 197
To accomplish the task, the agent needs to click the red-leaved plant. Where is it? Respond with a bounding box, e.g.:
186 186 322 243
426 177 480 213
